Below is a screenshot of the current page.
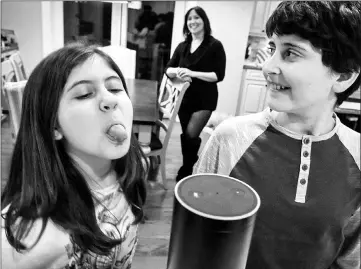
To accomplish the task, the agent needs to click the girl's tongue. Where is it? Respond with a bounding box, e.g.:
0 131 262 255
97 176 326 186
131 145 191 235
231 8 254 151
107 125 127 143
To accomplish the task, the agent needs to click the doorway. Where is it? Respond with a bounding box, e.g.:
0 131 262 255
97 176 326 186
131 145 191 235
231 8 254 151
126 1 175 84
63 1 112 46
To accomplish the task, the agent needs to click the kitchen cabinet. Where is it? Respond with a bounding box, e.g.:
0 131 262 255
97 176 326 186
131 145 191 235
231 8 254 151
249 1 282 36
236 68 268 116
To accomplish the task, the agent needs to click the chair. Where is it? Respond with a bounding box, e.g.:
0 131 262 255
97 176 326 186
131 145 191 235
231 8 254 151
1 60 17 119
98 45 137 79
9 52 27 81
1 60 17 85
3 80 27 141
145 75 190 189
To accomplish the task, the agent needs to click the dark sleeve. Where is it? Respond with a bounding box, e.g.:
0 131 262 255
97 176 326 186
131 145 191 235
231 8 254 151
212 40 226 82
329 207 360 269
165 43 183 72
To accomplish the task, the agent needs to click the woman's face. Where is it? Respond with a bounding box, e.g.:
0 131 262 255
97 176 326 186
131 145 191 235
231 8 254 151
56 54 133 166
187 10 204 35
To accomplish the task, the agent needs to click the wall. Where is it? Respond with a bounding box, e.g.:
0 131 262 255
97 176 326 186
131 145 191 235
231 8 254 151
2 2 44 76
2 2 64 75
170 1 198 56
41 2 64 57
171 1 255 115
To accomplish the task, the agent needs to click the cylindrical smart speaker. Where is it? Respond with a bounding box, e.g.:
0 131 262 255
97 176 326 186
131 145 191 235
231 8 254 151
166 173 261 269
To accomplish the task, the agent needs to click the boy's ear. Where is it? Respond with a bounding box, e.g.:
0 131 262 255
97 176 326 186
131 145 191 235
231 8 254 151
332 71 360 93
54 129 63 140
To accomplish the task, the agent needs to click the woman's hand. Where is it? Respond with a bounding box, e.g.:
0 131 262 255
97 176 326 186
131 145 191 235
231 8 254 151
182 76 192 83
177 68 193 79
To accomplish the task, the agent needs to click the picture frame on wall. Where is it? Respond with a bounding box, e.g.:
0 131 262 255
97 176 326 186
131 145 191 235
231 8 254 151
1 29 19 53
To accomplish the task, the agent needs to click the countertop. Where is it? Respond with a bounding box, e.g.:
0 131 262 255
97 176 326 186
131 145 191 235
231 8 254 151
243 60 263 70
243 63 263 70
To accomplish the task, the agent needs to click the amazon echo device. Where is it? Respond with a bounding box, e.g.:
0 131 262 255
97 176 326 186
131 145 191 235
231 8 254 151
166 173 261 269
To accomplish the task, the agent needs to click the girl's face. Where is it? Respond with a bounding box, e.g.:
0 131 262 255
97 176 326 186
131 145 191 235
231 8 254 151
187 10 204 35
56 54 133 166
262 34 339 116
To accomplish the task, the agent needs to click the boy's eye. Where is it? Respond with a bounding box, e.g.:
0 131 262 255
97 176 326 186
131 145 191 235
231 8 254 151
267 47 276 55
284 49 299 58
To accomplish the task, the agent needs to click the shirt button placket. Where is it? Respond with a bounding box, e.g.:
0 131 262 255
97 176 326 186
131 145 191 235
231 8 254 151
295 136 312 203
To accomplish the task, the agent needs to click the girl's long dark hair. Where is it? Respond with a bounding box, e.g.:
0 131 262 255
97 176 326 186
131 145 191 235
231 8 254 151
1 43 148 255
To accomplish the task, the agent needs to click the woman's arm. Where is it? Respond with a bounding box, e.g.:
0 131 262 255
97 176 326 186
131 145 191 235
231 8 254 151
166 68 192 82
188 70 218 82
177 39 226 83
178 68 218 82
211 40 226 82
165 43 183 78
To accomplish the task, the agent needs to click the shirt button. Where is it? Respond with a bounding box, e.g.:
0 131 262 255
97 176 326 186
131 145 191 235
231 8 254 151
300 178 307 185
302 164 308 171
303 151 309 157
303 138 310 144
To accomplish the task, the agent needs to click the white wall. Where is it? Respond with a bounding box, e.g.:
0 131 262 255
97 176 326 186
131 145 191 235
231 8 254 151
198 1 254 115
2 1 64 75
170 1 198 56
171 1 255 115
2 2 44 76
41 2 64 58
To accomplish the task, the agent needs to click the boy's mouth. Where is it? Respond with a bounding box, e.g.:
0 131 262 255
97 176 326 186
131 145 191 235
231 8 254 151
268 83 291 91
266 76 291 91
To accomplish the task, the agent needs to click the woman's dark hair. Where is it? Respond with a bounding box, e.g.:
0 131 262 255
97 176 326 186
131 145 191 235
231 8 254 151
266 1 361 106
183 6 212 42
1 43 148 255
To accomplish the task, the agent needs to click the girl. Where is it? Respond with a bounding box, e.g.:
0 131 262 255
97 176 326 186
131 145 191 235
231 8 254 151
1 43 148 268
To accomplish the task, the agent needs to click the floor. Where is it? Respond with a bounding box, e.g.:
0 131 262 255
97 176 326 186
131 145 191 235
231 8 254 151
1 115 209 269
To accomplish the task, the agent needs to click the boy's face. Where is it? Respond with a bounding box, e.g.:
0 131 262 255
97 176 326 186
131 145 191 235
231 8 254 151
262 34 339 115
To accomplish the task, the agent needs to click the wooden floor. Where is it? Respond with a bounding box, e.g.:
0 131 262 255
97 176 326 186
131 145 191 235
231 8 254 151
1 116 209 269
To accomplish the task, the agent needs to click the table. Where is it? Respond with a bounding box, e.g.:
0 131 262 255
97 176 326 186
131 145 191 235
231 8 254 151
335 101 360 116
125 78 158 148
335 98 360 131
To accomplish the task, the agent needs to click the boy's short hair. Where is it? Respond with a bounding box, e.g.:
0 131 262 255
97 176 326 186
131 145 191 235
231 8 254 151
266 1 361 105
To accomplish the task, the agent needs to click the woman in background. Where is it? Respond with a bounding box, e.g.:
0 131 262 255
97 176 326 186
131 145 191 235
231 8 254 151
1 43 147 269
165 6 226 182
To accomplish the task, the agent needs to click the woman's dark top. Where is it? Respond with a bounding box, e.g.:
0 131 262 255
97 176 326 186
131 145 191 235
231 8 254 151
165 36 226 111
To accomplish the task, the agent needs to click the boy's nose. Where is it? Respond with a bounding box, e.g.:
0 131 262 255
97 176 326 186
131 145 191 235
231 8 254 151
262 55 281 76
